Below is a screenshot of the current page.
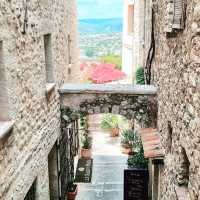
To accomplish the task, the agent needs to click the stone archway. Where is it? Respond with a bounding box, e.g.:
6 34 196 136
60 84 157 128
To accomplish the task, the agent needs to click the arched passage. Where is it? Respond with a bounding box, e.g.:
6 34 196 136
57 84 157 199
60 84 157 128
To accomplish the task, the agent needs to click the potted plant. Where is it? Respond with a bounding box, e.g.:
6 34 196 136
124 141 149 200
100 114 120 137
121 130 141 155
135 66 145 84
81 130 92 158
127 141 148 169
121 129 133 155
80 114 92 158
67 178 78 200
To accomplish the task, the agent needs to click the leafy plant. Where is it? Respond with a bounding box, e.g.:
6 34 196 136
127 139 148 169
68 177 77 192
85 47 94 57
135 67 145 84
100 114 119 130
100 54 122 70
121 130 140 149
81 132 92 149
80 114 92 149
121 130 131 146
80 115 88 130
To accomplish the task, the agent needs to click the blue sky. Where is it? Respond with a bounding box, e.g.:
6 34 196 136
77 0 123 19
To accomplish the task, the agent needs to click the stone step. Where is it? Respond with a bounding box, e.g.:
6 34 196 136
93 155 128 163
76 189 123 200
77 182 123 191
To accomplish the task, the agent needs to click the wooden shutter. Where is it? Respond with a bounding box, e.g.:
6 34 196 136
165 0 185 33
172 0 184 29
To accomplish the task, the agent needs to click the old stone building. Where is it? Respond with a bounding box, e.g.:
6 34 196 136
144 0 200 199
122 0 152 83
0 0 79 199
122 0 134 81
1 0 200 199
122 0 200 199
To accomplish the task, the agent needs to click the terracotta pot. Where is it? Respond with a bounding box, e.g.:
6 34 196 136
67 185 78 200
81 148 92 158
110 128 119 137
121 145 132 155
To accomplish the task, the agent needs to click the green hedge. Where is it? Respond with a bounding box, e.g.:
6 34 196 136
135 67 145 84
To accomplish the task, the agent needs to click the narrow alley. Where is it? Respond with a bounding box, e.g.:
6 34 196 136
1 0 198 199
76 115 128 200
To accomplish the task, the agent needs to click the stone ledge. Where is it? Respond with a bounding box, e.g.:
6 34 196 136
0 121 14 141
175 186 189 200
59 84 157 95
46 83 56 94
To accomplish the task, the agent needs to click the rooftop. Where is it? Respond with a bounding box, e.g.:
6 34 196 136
138 128 164 159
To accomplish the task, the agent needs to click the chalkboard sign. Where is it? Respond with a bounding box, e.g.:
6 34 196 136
75 158 93 183
124 169 149 200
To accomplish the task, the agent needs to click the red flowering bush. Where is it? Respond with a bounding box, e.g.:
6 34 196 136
89 63 126 83
80 63 88 71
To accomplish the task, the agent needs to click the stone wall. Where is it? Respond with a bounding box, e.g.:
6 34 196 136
0 0 77 199
152 0 200 199
61 93 157 128
66 0 81 83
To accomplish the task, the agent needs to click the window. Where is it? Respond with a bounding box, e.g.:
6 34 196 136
68 34 72 65
0 41 9 120
67 34 72 75
165 0 186 35
24 180 36 200
44 34 54 83
167 121 173 153
127 5 134 34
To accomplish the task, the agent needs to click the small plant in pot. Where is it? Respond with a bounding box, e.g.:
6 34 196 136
121 130 133 155
121 130 140 155
67 178 78 200
127 140 148 169
81 131 92 159
100 114 120 137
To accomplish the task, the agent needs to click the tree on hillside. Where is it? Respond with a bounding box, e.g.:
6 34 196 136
85 47 94 57
101 54 122 70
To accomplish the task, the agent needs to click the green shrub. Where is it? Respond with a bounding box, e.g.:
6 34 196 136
101 54 122 70
80 115 88 129
127 140 148 169
100 114 119 130
121 130 140 149
85 47 94 57
80 115 92 149
135 67 145 84
81 133 92 149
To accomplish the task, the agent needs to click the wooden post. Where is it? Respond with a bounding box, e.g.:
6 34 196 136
152 163 159 200
148 159 152 199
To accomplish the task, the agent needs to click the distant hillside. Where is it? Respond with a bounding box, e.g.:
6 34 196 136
79 18 122 34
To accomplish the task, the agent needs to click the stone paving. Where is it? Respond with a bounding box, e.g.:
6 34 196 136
76 127 128 200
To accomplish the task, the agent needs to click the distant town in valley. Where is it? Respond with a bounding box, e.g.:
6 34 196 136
79 18 122 60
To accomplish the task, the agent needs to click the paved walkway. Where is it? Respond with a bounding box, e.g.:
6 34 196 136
76 127 128 200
